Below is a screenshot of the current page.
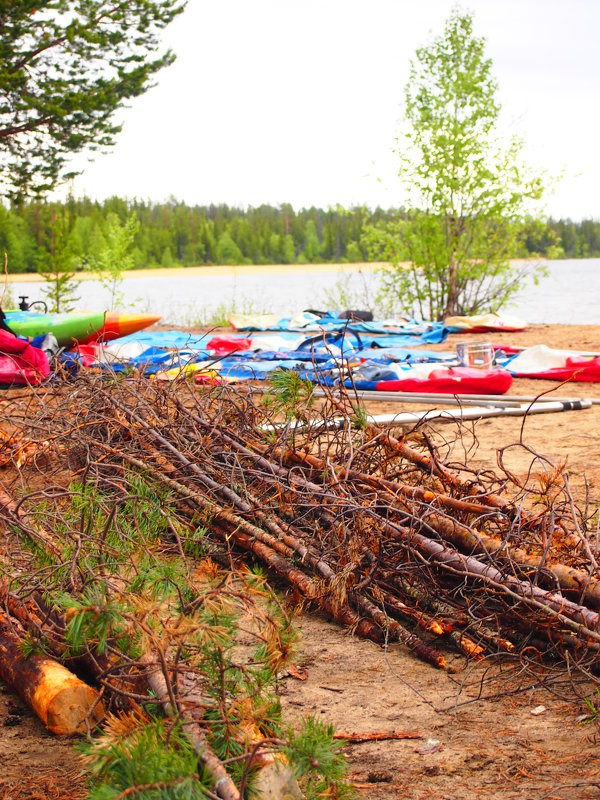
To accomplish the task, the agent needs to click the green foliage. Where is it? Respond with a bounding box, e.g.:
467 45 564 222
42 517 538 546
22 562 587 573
181 525 209 559
39 270 80 313
90 212 140 310
345 241 363 262
82 714 355 800
285 717 355 799
581 688 600 723
58 585 135 657
0 2 185 200
0 197 593 279
369 9 547 320
82 717 211 799
302 220 322 263
18 631 50 659
350 402 369 431
282 233 296 264
267 369 315 422
129 554 191 604
36 209 80 312
215 231 245 265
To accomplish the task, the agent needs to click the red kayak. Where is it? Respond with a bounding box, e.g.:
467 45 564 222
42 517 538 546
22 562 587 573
375 367 513 395
0 330 50 386
510 357 600 382
77 313 161 345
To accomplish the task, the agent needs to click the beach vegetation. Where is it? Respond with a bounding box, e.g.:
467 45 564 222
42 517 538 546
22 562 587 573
365 9 547 320
89 211 140 310
321 271 394 318
36 209 80 312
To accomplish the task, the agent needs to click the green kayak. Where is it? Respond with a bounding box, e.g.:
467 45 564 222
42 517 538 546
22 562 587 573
5 310 105 347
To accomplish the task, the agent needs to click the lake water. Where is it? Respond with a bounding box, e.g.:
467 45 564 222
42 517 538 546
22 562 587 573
6 258 599 326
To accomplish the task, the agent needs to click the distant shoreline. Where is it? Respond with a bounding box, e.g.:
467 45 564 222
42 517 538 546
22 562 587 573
4 258 548 283
6 262 389 283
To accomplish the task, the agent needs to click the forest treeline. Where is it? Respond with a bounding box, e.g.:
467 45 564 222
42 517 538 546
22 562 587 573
1 197 599 273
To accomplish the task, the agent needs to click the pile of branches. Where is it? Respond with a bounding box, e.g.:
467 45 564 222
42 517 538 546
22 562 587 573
0 370 599 787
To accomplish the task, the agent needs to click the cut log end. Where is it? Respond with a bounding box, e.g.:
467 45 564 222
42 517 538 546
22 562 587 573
31 660 104 735
0 611 104 736
46 682 104 735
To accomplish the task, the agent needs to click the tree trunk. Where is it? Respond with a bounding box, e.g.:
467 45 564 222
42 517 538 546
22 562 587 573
443 254 459 318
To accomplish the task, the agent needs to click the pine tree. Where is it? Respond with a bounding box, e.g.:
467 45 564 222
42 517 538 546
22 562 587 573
0 1 185 200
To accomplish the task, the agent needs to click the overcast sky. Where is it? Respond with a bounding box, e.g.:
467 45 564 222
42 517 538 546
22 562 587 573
64 0 599 219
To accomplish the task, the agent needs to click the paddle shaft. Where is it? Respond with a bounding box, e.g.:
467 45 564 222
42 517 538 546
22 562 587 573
312 389 600 406
261 399 592 432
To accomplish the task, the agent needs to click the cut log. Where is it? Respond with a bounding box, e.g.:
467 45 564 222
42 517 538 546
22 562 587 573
0 610 104 734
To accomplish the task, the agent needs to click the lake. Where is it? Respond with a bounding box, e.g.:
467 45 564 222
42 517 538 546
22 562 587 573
5 258 599 326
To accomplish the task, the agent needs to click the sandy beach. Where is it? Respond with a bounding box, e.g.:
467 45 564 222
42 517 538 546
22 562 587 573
1 320 599 800
5 261 389 283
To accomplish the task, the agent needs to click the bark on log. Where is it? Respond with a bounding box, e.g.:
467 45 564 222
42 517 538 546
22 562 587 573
0 485 62 558
382 522 600 639
399 507 600 611
141 652 242 800
0 610 103 734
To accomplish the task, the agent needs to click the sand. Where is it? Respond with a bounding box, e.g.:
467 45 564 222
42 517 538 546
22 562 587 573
5 262 387 283
1 321 599 799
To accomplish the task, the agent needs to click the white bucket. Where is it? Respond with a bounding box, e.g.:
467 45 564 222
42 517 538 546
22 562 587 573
456 341 494 369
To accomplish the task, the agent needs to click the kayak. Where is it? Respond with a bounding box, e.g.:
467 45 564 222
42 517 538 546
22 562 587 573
76 313 161 345
444 313 528 333
372 367 513 395
498 345 600 382
5 310 105 348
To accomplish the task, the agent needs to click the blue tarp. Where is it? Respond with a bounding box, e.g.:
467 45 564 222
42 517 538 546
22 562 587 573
231 311 449 340
109 330 215 350
75 322 457 382
218 359 311 379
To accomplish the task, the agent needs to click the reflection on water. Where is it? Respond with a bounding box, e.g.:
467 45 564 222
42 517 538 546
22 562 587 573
6 259 600 326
